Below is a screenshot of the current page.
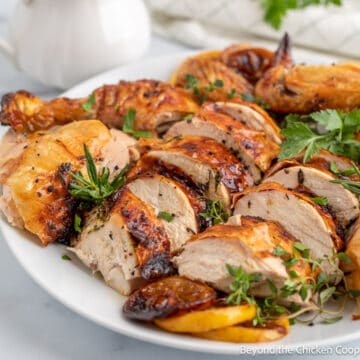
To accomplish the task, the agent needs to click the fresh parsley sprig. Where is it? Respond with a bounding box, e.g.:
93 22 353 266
122 109 152 139
69 144 128 205
261 0 342 30
279 110 360 163
200 200 229 225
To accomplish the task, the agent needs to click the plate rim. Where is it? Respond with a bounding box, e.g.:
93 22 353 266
2 50 360 355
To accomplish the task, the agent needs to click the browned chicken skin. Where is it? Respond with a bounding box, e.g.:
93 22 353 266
256 34 360 113
172 54 253 103
0 80 199 133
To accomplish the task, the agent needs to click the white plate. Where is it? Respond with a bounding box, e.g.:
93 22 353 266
1 50 360 355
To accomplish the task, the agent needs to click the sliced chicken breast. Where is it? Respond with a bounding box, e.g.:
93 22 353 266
165 109 280 182
203 102 281 144
127 174 205 251
174 216 311 305
0 120 137 245
131 136 253 211
264 160 360 228
69 203 145 295
233 183 343 268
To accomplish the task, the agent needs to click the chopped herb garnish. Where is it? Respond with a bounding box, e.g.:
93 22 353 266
310 196 328 206
122 109 152 139
69 144 127 205
157 211 175 222
74 213 82 233
279 110 360 163
82 93 96 112
62 254 71 261
204 79 224 92
200 200 229 225
226 88 237 99
184 74 200 95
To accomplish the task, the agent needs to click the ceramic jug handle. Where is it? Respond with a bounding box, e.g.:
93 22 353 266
0 37 16 66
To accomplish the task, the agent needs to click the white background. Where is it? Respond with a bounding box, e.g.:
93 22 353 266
0 1 358 359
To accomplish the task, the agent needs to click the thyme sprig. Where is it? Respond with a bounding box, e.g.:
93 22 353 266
199 200 229 225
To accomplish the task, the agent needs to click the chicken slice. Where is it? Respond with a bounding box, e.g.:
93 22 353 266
0 80 199 134
0 120 137 245
203 101 282 144
233 183 343 269
264 160 360 228
171 52 253 103
131 136 253 211
126 174 205 250
69 202 145 296
174 216 312 306
255 34 360 113
165 108 280 182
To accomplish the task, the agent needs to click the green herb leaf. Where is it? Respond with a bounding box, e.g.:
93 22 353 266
226 88 237 99
279 109 360 162
349 290 360 297
261 0 342 30
74 213 82 233
122 109 152 139
200 200 229 225
241 93 269 109
273 245 290 257
82 93 96 112
69 144 127 205
336 252 351 264
322 316 343 324
62 254 71 261
320 286 336 305
157 211 175 222
310 196 328 206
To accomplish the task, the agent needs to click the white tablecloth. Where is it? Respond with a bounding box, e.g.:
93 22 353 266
0 3 358 359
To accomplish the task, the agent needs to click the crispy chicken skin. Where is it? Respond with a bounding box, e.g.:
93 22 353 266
131 136 253 211
0 120 136 246
256 34 360 113
175 216 312 305
172 54 253 102
166 108 280 181
0 80 199 133
220 44 274 84
116 187 173 280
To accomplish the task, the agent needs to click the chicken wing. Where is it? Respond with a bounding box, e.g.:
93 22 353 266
0 80 199 134
256 34 360 113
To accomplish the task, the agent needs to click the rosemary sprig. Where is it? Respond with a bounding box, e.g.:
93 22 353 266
69 144 128 205
330 162 360 198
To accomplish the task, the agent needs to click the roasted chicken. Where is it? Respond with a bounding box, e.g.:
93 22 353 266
131 136 253 211
0 120 137 246
166 107 280 182
264 160 360 229
171 52 253 103
0 80 199 134
255 34 360 113
174 216 312 305
233 183 343 270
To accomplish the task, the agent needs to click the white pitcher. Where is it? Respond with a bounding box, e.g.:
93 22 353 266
0 0 151 89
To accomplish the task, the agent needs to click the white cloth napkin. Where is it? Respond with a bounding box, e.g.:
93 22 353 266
145 0 360 59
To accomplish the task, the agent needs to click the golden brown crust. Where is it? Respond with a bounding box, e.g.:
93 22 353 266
196 108 280 172
0 80 199 133
255 62 360 113
221 45 274 83
115 187 173 280
123 276 216 321
132 136 253 194
5 120 113 246
173 56 253 103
